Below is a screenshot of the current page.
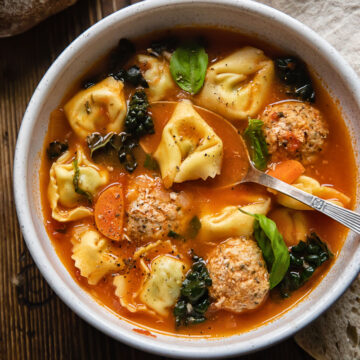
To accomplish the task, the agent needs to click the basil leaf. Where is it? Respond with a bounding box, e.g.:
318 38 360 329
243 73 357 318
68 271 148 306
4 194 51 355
170 42 208 94
244 118 269 171
72 159 92 202
240 210 290 289
253 220 274 266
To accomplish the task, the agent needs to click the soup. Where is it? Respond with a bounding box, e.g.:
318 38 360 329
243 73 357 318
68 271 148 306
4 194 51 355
40 28 356 337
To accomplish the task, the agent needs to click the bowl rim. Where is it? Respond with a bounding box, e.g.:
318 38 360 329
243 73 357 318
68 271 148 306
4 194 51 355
13 0 360 358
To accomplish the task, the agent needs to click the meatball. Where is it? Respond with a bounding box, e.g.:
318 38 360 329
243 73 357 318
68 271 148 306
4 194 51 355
125 175 190 243
207 237 269 313
261 101 328 164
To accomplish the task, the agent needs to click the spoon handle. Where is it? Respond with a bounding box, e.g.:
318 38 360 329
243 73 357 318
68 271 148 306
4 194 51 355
246 168 360 234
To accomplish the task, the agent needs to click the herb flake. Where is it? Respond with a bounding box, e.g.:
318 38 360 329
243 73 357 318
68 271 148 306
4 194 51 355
72 159 92 202
143 154 159 171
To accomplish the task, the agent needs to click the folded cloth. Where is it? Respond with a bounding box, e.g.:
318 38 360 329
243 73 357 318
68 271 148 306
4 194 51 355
0 0 78 37
254 0 360 75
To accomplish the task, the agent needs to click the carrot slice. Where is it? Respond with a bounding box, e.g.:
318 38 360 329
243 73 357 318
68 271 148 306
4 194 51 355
267 160 305 184
94 184 124 241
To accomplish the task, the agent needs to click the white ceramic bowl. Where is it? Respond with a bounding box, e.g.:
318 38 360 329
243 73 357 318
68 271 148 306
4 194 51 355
13 0 360 358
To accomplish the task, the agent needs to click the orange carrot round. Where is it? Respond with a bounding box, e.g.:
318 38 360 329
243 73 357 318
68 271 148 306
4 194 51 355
94 184 124 241
267 160 305 184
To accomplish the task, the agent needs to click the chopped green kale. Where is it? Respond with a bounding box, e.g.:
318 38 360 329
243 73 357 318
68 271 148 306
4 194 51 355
86 132 115 157
279 232 333 297
185 216 201 239
125 90 154 138
46 141 68 161
174 253 212 327
143 154 159 171
109 38 136 72
112 66 148 88
86 91 153 173
275 57 315 102
167 230 183 240
148 36 178 57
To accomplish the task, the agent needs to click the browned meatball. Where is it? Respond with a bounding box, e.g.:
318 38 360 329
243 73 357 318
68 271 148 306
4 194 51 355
125 175 191 243
261 101 328 164
207 237 269 313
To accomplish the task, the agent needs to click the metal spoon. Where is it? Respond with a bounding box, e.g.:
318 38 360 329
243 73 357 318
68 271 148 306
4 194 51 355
147 101 360 234
241 161 360 234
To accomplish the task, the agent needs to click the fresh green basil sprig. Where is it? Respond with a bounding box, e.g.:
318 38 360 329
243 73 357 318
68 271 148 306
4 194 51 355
244 118 269 171
240 210 290 289
170 42 208 94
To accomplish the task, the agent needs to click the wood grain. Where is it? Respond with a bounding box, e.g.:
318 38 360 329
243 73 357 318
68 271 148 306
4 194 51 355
0 0 313 359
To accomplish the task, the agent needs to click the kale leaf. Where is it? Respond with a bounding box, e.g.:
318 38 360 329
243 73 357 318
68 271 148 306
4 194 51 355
112 65 148 88
279 232 333 297
174 253 212 327
185 216 202 239
87 132 115 157
244 118 269 171
275 57 315 102
148 36 178 57
109 38 136 72
47 141 68 161
125 90 154 138
116 133 139 173
167 216 201 241
86 91 153 173
143 154 159 171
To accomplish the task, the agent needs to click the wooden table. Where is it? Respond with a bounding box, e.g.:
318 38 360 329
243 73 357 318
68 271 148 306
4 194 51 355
0 1 313 358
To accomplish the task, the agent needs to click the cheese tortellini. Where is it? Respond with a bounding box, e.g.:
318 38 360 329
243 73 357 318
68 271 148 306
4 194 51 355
137 54 175 101
196 47 274 121
48 147 108 222
139 255 187 316
200 198 271 241
72 228 122 285
154 101 223 188
64 77 127 139
276 175 351 210
113 275 153 315
269 207 309 247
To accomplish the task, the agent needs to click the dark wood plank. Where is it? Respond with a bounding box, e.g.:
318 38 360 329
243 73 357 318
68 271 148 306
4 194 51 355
0 0 313 359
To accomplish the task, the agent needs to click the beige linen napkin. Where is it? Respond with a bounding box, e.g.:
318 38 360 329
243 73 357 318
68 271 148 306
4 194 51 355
254 0 360 76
